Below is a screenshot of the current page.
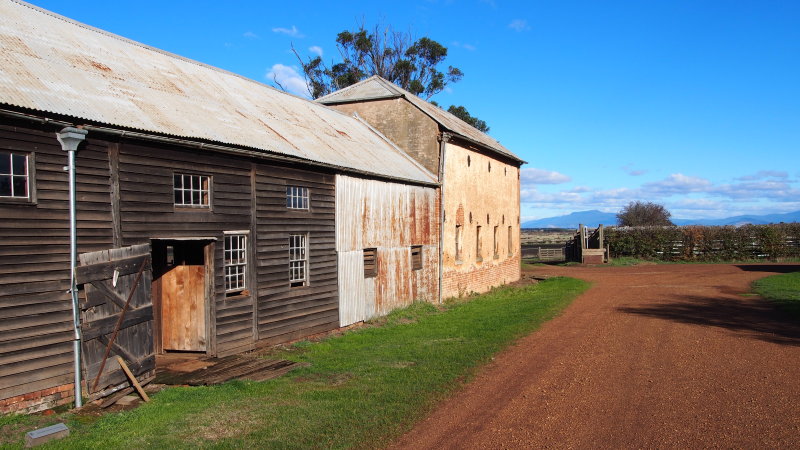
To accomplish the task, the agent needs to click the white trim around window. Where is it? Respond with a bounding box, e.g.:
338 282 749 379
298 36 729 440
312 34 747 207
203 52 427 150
289 233 308 287
224 233 248 295
174 173 210 208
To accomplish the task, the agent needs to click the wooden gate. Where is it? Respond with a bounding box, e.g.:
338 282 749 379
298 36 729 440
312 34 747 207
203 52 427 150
76 244 154 395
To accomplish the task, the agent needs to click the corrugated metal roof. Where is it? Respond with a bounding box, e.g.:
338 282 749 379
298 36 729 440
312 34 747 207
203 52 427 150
317 76 523 163
0 0 436 184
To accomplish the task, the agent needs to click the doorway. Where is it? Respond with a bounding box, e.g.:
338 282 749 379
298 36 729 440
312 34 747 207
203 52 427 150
151 239 213 354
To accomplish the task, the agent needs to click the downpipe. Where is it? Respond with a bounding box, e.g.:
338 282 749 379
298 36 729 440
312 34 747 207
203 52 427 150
437 133 451 304
57 127 88 408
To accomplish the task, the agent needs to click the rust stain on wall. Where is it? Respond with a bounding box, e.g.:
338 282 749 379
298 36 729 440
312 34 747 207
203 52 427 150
337 175 440 325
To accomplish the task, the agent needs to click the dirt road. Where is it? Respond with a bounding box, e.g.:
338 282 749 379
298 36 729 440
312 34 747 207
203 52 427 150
391 263 800 448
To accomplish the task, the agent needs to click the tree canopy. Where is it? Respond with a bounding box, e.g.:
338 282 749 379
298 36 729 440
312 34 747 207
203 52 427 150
617 201 674 227
293 24 463 100
447 105 490 133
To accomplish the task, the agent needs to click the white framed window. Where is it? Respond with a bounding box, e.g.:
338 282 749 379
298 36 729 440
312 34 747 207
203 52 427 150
286 186 309 210
289 234 308 287
224 234 247 295
0 152 29 199
174 173 210 208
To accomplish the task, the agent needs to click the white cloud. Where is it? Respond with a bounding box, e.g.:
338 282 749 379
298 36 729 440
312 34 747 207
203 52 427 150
308 46 323 57
622 163 647 176
452 41 477 51
272 25 304 38
672 198 724 210
735 170 788 181
266 64 309 98
508 19 530 32
642 173 712 195
520 168 571 185
243 31 259 39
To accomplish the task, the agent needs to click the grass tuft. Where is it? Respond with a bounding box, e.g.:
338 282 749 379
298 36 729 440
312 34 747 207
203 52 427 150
2 277 588 449
752 271 800 320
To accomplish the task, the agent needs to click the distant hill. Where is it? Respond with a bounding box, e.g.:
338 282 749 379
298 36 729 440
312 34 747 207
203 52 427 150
522 210 618 229
523 209 800 229
672 210 800 226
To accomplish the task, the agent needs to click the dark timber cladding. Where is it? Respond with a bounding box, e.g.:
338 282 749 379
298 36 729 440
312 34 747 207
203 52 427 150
0 116 340 405
255 166 338 343
0 119 114 401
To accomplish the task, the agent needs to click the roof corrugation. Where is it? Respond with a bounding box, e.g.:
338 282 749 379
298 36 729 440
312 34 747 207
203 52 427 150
0 1 436 184
317 76 523 163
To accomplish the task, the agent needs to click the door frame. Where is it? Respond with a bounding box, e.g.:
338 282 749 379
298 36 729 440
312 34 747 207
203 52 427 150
150 237 216 357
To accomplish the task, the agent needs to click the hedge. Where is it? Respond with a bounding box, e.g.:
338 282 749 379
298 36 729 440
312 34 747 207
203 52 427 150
604 223 800 261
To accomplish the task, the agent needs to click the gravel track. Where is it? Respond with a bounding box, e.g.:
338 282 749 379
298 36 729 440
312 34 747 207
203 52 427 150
391 263 800 449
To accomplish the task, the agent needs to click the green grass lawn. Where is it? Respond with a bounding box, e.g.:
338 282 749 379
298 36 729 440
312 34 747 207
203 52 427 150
752 271 800 320
1 277 588 449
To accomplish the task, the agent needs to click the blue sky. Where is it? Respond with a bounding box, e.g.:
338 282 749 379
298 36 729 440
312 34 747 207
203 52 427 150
29 0 800 221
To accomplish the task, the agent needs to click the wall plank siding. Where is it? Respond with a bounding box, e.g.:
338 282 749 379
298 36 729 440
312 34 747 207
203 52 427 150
254 165 339 343
0 120 113 400
116 142 256 356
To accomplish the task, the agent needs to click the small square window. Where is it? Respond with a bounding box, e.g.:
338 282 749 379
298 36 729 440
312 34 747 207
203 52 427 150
0 152 30 199
174 173 210 208
286 186 309 210
224 234 247 295
411 246 422 270
289 234 308 286
364 248 377 278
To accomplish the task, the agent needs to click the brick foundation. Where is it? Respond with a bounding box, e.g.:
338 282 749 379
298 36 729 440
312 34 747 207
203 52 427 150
443 255 521 299
0 383 74 415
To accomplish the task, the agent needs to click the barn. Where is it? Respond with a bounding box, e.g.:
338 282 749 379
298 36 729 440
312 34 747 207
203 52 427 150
319 76 525 298
0 0 438 413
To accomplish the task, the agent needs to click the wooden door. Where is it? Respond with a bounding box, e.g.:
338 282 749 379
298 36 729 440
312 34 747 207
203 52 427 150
161 264 206 351
77 244 154 395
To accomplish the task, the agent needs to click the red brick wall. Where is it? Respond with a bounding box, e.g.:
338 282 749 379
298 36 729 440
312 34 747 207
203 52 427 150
0 383 74 415
443 255 521 298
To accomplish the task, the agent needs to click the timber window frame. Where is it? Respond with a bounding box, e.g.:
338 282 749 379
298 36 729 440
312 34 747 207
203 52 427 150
224 232 248 296
289 233 308 287
411 246 423 270
286 186 309 210
173 173 211 209
0 151 34 203
363 248 377 278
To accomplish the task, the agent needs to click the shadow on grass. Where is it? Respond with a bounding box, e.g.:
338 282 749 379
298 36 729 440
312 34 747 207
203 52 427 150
618 295 800 347
735 264 800 273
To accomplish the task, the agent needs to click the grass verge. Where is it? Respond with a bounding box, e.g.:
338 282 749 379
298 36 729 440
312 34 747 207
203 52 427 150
752 271 800 320
1 277 588 449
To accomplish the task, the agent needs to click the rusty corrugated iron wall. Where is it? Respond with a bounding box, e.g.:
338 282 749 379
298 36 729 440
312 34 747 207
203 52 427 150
336 175 439 326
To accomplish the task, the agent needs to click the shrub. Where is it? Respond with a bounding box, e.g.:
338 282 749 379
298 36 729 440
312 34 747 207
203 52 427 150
605 223 800 262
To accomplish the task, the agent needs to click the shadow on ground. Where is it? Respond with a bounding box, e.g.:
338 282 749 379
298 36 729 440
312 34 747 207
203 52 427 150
618 295 800 347
735 264 800 273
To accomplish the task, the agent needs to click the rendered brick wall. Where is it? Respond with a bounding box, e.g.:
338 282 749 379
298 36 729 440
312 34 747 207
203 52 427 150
443 254 521 298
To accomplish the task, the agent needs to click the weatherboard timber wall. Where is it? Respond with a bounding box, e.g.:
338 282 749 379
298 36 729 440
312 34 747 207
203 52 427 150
0 117 343 413
325 99 442 175
116 141 256 357
442 141 521 298
255 166 339 344
0 119 114 410
336 175 439 326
